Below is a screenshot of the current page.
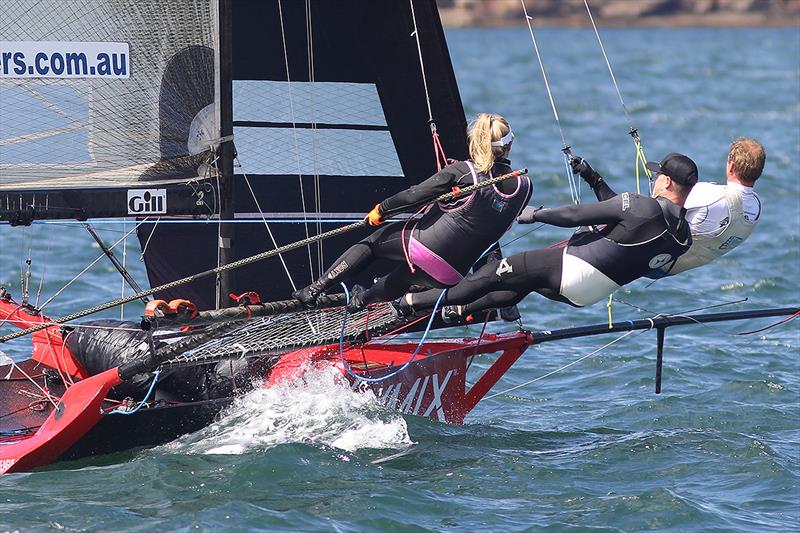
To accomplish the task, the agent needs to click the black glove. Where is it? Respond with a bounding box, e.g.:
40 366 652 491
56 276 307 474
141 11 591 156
570 156 603 188
517 205 541 224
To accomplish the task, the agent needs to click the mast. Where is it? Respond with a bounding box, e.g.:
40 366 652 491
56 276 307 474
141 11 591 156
216 0 235 308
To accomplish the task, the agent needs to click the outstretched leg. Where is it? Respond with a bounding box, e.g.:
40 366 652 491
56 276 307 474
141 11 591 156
402 247 565 313
293 223 407 307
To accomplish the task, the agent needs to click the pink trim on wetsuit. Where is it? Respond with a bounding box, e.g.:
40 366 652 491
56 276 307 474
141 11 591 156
408 237 464 286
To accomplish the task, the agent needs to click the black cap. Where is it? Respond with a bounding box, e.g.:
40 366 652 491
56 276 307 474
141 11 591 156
646 153 699 187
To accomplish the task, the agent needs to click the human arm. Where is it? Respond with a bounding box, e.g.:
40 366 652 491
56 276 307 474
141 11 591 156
520 195 628 227
378 162 465 214
570 156 617 201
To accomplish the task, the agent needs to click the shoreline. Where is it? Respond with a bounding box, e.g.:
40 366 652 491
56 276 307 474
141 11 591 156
439 11 800 28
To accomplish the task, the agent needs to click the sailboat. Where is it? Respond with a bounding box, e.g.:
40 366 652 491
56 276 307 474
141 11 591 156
1 0 796 475
0 0 535 473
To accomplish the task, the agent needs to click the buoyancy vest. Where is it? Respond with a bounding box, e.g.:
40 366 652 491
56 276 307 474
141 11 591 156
409 160 532 284
667 186 758 274
566 194 692 286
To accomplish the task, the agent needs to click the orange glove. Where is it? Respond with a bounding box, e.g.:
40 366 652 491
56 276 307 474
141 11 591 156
366 204 384 226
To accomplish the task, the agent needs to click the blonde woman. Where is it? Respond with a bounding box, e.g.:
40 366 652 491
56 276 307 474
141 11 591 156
293 113 532 311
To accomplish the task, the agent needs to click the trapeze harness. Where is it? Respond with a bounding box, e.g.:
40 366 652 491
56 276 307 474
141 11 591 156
404 158 532 286
659 183 760 276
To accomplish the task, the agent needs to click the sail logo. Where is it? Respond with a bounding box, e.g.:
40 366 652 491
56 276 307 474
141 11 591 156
0 41 129 78
128 189 166 215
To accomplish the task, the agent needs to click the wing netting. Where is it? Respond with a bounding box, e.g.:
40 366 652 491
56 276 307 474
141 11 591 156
158 302 404 369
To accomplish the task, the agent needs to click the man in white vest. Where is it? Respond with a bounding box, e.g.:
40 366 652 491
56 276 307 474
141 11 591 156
649 137 765 276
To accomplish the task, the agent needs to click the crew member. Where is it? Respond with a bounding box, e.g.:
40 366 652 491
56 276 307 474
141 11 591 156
394 153 697 317
648 137 764 276
292 113 532 312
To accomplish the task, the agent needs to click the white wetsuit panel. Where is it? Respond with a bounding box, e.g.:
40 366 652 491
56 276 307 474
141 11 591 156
560 249 621 307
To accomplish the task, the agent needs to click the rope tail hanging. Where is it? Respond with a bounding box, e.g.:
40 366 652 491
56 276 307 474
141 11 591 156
583 0 651 195
520 0 580 204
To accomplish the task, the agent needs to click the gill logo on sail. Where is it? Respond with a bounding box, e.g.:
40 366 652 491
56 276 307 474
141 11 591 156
127 189 166 215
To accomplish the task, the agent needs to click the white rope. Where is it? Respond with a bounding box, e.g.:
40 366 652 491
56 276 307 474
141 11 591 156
7 360 59 408
214 151 224 308
483 329 641 400
39 219 149 311
409 0 434 122
277 0 316 282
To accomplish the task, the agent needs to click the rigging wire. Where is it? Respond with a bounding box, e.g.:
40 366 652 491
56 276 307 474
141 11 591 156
409 0 449 171
519 1 580 204
484 329 643 401
39 219 149 311
277 0 316 284
582 0 651 194
305 0 325 280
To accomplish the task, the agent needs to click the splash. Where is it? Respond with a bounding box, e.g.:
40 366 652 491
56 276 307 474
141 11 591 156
167 365 412 455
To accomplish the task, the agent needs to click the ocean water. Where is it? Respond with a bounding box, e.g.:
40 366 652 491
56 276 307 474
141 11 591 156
1 27 799 532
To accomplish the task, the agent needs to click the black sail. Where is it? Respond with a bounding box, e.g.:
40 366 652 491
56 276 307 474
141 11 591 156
139 0 470 309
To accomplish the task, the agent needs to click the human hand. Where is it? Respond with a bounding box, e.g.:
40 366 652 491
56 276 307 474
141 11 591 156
517 205 541 224
366 204 384 226
570 156 603 188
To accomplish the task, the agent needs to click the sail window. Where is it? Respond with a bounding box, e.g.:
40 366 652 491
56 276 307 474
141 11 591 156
232 80 402 177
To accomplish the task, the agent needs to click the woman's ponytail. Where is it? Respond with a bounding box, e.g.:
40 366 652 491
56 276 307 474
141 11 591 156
468 113 510 173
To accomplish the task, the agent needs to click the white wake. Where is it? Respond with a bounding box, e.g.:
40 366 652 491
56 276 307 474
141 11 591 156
166 365 413 455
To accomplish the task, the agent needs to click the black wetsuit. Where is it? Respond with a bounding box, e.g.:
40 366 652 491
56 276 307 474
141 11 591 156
311 158 531 305
407 184 692 313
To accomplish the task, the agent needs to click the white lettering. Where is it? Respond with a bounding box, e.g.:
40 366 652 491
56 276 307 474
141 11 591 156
0 458 17 474
495 258 513 277
423 370 454 421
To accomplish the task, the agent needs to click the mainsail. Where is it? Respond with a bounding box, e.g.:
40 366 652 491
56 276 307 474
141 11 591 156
137 0 470 309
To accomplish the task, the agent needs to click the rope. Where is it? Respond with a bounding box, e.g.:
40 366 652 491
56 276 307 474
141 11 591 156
39 219 149 311
239 161 301 293
583 0 632 129
409 0 434 123
108 370 161 416
338 283 447 383
483 329 642 400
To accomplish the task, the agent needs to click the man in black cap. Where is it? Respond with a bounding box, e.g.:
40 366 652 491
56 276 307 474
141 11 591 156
392 152 697 318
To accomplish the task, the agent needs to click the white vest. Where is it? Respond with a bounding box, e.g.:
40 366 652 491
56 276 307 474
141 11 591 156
668 186 758 274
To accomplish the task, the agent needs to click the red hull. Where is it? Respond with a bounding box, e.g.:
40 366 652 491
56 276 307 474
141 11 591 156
267 332 532 424
0 298 531 473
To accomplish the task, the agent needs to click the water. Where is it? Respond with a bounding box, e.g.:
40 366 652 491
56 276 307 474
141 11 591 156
2 27 799 531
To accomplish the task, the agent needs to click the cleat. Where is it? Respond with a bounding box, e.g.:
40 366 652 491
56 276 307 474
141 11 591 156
292 280 326 309
345 285 368 313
